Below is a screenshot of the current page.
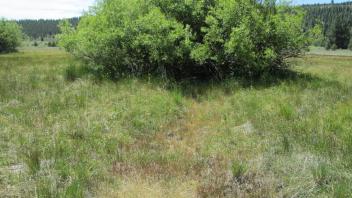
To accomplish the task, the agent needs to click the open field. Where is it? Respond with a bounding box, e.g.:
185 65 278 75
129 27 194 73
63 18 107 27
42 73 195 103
0 49 352 197
308 46 352 57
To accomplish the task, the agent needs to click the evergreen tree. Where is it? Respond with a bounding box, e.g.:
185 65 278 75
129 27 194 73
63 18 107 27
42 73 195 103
303 2 352 49
348 29 352 50
16 18 79 38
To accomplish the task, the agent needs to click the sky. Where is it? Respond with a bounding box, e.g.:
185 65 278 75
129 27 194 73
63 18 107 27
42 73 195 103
0 0 350 20
0 0 96 20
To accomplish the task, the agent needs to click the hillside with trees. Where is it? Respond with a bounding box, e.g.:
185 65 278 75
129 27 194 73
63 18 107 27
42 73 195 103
303 2 352 49
17 18 79 39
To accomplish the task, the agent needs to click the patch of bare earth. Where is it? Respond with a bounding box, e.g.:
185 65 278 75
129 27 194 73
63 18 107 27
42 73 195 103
102 101 279 197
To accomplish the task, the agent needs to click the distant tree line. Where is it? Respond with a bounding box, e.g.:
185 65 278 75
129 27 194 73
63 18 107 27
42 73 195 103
17 18 79 39
303 2 352 50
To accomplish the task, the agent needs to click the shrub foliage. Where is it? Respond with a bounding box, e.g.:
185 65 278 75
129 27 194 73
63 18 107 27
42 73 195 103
59 0 308 80
0 19 22 53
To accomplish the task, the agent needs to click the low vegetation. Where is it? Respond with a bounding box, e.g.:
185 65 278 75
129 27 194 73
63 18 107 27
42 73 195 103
1 1 352 197
0 48 352 197
308 46 352 56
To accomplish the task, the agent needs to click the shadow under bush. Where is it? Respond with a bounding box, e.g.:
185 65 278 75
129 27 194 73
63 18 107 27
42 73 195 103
64 63 93 82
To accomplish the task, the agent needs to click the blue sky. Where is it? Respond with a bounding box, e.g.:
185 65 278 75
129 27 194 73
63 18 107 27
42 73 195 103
0 0 350 20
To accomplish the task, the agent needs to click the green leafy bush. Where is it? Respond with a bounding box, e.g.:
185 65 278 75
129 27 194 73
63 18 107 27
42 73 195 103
59 0 308 80
0 19 22 53
308 23 325 47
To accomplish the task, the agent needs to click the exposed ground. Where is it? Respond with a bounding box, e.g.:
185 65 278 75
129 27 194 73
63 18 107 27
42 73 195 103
1 48 352 197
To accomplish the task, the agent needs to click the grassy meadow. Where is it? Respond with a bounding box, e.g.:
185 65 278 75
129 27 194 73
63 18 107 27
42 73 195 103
0 48 352 197
308 46 352 57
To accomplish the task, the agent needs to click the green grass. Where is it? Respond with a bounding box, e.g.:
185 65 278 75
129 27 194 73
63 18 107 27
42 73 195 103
0 48 352 197
308 46 352 57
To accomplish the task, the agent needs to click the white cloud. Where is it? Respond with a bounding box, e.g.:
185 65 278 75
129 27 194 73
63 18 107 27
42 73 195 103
0 0 96 19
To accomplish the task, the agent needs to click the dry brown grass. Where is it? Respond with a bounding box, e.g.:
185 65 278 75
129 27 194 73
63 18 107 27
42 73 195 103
98 176 197 198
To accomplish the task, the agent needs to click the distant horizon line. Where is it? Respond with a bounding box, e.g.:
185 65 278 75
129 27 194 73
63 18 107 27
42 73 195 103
11 17 80 21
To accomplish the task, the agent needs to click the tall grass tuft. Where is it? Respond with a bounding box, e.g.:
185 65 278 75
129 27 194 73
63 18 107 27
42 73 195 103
64 64 87 82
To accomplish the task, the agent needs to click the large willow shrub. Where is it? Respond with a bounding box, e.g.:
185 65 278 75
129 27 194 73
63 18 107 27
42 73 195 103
59 0 308 80
0 19 22 53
